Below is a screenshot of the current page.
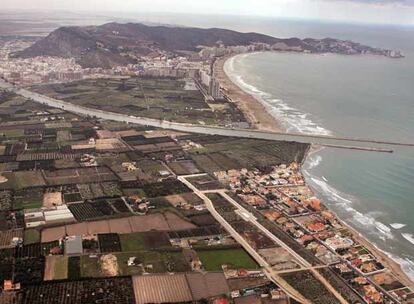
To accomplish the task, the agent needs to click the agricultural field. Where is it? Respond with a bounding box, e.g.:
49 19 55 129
76 249 190 278
23 229 40 245
14 241 61 258
162 192 204 210
189 137 309 170
44 255 68 281
116 250 191 275
0 190 13 211
0 171 46 190
80 255 104 278
75 182 122 200
135 159 171 182
14 257 45 286
68 256 81 280
0 128 25 138
168 160 200 175
98 233 122 253
122 180 191 198
120 231 172 252
168 225 222 239
318 268 363 304
0 228 23 249
43 167 118 186
191 152 242 174
185 174 223 191
281 270 340 304
32 77 247 125
196 248 259 271
23 277 135 304
187 213 218 226
0 89 349 303
41 212 196 242
68 198 131 221
206 193 236 212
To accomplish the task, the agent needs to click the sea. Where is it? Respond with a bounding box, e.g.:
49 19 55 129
222 21 414 280
2 12 414 279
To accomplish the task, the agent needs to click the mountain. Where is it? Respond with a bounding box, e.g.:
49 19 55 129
14 22 403 68
14 23 283 68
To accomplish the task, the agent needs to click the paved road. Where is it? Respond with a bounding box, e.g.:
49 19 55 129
177 175 311 303
217 190 348 304
1 79 413 152
179 174 350 303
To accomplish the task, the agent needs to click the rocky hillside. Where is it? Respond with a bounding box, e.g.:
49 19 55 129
14 23 282 67
14 22 402 68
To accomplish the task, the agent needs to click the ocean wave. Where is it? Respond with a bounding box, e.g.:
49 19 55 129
308 176 394 240
402 233 414 245
225 55 332 136
390 223 406 230
375 221 391 234
386 253 414 281
226 53 413 280
309 176 353 204
307 155 323 170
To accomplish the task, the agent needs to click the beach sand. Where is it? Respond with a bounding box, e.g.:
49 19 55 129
214 55 281 132
216 54 414 289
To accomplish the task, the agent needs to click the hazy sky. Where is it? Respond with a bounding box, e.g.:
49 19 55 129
2 0 414 25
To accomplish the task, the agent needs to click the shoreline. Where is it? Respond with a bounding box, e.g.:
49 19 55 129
214 54 282 133
216 53 414 288
305 147 414 288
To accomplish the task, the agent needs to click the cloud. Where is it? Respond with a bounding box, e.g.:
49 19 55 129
321 0 414 6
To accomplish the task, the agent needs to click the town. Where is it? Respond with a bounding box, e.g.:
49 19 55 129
0 80 413 303
0 30 413 304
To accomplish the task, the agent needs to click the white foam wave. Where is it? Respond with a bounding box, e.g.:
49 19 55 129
307 155 322 170
375 221 391 234
226 54 414 279
386 253 414 281
402 233 414 245
390 223 406 230
225 55 332 136
309 176 353 204
308 176 394 240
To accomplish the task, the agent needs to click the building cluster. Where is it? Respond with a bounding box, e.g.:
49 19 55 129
0 38 231 103
0 39 86 85
216 164 413 304
198 43 271 60
0 38 232 102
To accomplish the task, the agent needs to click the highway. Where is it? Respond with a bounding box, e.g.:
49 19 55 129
1 79 413 152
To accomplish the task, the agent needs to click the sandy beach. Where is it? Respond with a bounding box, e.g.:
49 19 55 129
216 54 414 289
214 54 281 132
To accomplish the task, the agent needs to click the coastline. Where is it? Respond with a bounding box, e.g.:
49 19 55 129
305 147 414 288
216 53 414 288
214 54 281 132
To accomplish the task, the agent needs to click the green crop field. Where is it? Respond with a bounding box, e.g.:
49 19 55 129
197 248 259 271
24 229 40 245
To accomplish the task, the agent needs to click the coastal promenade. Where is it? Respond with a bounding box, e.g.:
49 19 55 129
1 79 413 153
